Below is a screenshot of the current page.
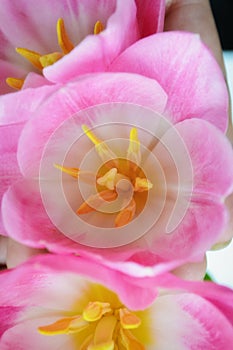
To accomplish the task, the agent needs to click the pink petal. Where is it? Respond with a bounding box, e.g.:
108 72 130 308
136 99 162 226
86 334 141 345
136 118 233 261
135 0 165 35
1 180 78 253
110 31 229 131
0 84 59 125
0 123 22 235
162 118 233 198
148 293 233 349
1 321 75 350
17 72 167 177
0 254 159 310
44 0 139 83
157 273 233 330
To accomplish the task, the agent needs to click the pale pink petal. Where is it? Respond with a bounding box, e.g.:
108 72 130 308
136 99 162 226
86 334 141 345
0 236 7 265
135 0 165 35
1 320 76 350
132 118 233 262
17 73 167 177
22 72 52 89
173 119 233 197
44 0 139 83
6 239 45 269
148 293 233 349
214 193 233 246
172 257 207 281
145 199 227 262
157 273 233 329
110 31 229 131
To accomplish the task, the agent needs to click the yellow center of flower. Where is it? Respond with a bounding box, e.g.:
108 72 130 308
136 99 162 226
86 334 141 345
6 18 104 90
38 300 145 349
55 126 153 228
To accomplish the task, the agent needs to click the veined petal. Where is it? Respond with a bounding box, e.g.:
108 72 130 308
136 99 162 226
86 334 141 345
147 293 233 349
0 83 59 125
44 0 139 83
110 31 229 132
17 73 167 177
1 179 79 253
0 123 23 235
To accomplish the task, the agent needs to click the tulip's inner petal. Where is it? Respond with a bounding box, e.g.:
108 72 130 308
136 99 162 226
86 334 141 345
110 31 229 132
17 73 167 178
39 102 174 248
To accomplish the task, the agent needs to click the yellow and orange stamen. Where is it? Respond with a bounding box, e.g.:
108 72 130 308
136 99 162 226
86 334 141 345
55 126 153 228
6 19 104 89
38 300 145 350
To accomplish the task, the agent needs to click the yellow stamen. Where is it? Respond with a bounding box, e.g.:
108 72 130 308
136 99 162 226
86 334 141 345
38 315 88 335
94 20 104 35
82 125 117 163
77 190 117 214
57 18 74 54
127 128 141 165
97 168 118 190
115 198 136 227
39 52 63 68
120 328 145 350
134 177 153 192
6 77 24 90
83 302 112 322
15 47 43 70
54 163 80 178
119 308 141 330
90 315 117 350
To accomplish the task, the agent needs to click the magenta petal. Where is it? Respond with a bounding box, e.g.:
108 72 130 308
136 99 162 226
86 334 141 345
174 293 233 348
17 72 167 177
0 254 160 310
110 31 229 131
135 0 165 35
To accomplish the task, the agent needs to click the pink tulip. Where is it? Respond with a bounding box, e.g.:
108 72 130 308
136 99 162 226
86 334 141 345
0 0 165 94
0 254 233 349
0 31 232 266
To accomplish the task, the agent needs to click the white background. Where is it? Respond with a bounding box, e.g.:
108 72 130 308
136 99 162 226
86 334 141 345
207 51 233 288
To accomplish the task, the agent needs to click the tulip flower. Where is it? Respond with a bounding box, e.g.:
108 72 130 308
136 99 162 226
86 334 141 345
0 32 232 266
0 0 165 94
0 254 233 349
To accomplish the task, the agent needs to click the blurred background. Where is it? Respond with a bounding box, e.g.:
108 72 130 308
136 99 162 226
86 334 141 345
207 0 233 287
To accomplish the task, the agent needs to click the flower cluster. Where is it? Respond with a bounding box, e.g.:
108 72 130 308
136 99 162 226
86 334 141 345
0 0 233 349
